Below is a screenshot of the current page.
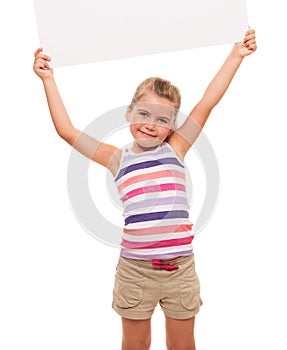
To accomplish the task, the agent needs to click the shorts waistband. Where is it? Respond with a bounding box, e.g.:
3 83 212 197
120 254 193 270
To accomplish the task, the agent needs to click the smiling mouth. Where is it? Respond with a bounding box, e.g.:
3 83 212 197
139 130 156 138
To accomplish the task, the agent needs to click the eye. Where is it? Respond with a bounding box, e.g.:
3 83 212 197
157 118 169 124
139 112 148 117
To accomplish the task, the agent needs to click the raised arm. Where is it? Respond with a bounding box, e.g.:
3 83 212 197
33 48 121 175
169 29 257 159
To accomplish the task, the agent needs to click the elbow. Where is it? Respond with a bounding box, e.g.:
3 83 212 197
56 128 68 140
195 99 213 116
57 127 78 146
199 97 216 112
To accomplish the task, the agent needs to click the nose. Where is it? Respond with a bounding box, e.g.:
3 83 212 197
144 120 155 130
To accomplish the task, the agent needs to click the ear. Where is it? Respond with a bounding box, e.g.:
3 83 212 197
125 107 131 122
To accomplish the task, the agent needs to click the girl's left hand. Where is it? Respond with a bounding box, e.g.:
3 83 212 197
235 28 257 58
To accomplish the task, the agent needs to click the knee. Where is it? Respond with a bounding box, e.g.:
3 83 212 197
166 346 195 350
122 335 151 350
166 339 195 350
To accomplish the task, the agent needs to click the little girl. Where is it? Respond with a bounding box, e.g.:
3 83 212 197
33 29 256 350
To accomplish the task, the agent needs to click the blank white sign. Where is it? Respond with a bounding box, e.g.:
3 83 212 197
33 0 248 67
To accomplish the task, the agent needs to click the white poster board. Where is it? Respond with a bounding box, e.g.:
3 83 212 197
33 0 248 67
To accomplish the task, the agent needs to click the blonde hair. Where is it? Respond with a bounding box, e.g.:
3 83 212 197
129 77 181 112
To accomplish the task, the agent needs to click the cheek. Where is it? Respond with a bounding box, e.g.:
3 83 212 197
158 126 172 138
129 123 140 136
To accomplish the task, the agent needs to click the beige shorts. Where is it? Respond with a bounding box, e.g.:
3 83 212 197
112 254 202 320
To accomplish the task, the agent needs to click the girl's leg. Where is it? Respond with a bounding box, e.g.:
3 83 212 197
165 316 196 350
121 317 152 350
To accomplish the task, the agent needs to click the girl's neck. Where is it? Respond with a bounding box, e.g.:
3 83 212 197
131 141 163 154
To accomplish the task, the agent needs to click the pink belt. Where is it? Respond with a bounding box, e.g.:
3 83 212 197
152 259 179 271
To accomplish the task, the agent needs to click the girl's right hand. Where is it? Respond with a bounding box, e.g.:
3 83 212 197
33 48 53 81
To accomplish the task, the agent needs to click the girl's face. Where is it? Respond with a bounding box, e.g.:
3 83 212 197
126 92 176 153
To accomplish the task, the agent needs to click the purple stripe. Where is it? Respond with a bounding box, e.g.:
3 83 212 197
125 210 189 225
115 157 184 182
120 249 193 260
125 196 188 212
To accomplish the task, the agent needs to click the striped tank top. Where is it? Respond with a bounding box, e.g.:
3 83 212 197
114 142 193 260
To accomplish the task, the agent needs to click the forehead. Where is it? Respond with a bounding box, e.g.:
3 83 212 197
133 102 175 118
137 92 175 107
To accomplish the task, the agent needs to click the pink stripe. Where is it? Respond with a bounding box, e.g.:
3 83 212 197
121 236 194 249
124 224 193 236
121 183 186 202
118 170 185 192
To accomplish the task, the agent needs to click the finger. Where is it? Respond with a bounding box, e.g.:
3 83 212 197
244 31 255 43
41 58 51 69
245 39 256 46
34 48 52 62
34 51 52 62
244 34 256 43
38 63 46 70
34 47 43 57
246 43 257 52
34 58 46 68
33 62 45 72
244 40 257 50
37 53 52 61
245 28 255 36
35 57 51 69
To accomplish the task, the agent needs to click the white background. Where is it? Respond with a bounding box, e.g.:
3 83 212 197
1 0 287 349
